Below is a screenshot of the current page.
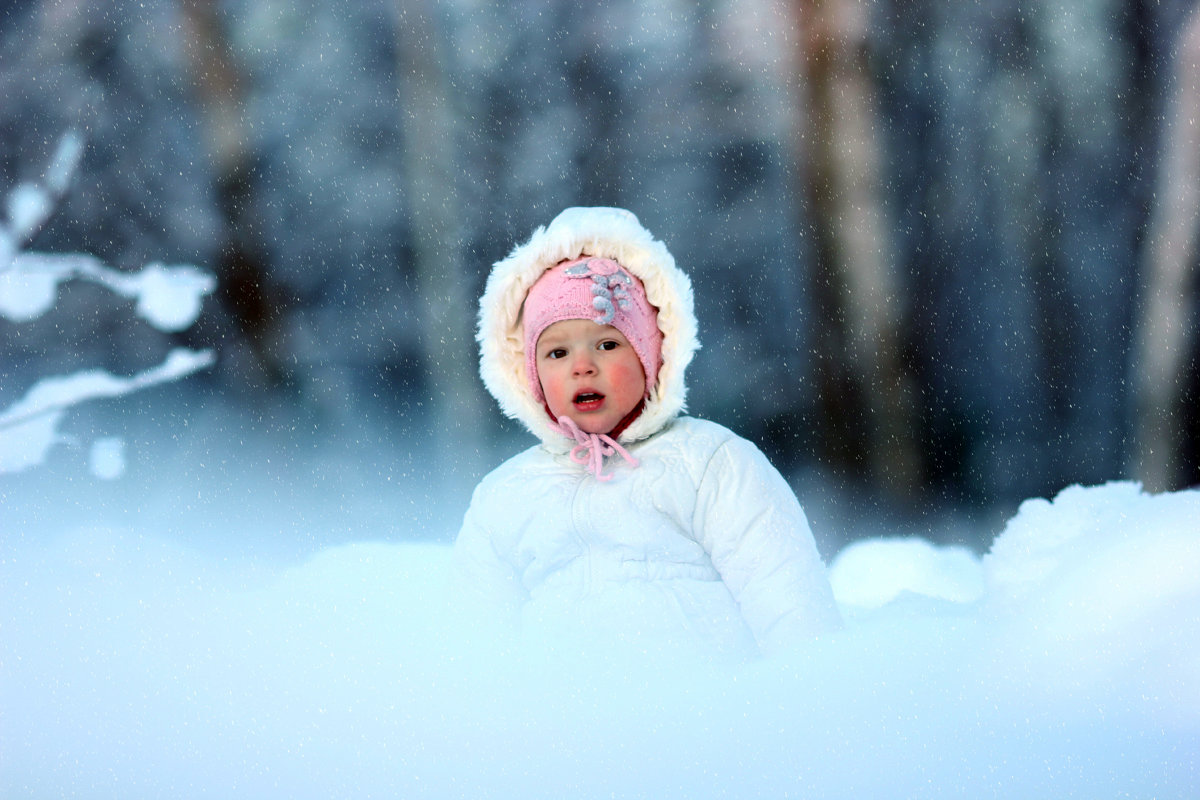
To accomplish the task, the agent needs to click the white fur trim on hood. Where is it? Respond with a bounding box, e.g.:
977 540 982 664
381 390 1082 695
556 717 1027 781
477 207 698 451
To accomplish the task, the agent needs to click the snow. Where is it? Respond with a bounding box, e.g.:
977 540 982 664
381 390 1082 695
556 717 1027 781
131 262 216 332
88 437 127 480
2 479 1196 798
829 535 984 610
43 128 85 196
0 349 216 474
0 253 68 322
1 140 217 476
4 182 54 241
2 130 83 241
0 254 216 331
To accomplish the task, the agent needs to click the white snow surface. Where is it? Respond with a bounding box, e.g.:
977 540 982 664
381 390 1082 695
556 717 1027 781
829 535 985 609
2 480 1197 798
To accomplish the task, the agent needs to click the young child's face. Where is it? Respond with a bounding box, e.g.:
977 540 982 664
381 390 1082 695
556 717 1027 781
536 319 646 435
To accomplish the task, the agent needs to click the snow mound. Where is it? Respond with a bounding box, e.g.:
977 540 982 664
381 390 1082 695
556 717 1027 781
982 481 1200 722
830 535 984 610
2 481 1197 798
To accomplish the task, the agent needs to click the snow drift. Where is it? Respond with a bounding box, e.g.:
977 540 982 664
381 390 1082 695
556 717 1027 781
2 481 1197 798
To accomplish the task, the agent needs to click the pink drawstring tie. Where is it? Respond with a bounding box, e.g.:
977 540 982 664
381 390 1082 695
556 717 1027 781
556 416 639 481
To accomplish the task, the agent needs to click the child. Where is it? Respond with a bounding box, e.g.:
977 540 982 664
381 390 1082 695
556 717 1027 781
453 207 841 658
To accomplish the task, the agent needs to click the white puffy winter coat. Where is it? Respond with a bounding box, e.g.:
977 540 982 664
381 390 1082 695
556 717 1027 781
453 207 841 656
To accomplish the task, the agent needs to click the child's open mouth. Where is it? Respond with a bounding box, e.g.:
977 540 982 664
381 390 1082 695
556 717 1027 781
573 391 605 410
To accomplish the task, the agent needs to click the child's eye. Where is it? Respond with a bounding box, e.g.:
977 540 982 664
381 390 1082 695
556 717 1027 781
545 348 567 360
598 340 619 351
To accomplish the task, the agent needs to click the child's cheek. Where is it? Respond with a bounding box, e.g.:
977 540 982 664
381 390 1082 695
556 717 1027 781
536 361 559 399
542 366 564 398
611 361 645 393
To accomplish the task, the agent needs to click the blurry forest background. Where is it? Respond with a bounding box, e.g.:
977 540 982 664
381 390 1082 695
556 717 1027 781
2 0 1198 548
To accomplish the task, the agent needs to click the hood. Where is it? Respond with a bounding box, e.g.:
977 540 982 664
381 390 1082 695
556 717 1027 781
477 207 698 450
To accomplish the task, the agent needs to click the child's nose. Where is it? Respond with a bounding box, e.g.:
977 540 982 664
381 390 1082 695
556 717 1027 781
572 353 597 375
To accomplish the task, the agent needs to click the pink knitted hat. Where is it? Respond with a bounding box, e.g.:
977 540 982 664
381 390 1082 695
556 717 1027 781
522 256 663 406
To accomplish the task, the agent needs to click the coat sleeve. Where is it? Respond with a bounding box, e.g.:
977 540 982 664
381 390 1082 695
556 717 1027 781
693 435 842 655
449 483 526 640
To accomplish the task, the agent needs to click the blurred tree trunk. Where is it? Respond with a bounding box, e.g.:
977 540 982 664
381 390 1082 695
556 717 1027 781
1133 5 1200 492
792 0 921 500
179 0 291 390
393 0 488 479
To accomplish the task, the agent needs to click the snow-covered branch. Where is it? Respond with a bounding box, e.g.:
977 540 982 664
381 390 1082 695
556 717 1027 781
0 349 216 473
0 128 84 249
0 129 216 477
0 252 215 331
